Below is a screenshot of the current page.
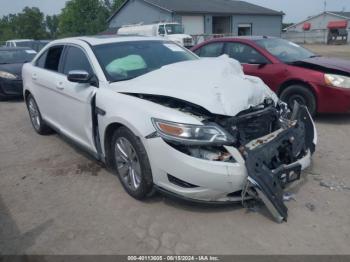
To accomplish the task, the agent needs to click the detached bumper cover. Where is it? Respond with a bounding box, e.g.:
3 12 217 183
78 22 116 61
243 105 316 223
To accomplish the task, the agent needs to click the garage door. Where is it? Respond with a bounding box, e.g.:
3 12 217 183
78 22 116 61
182 16 204 35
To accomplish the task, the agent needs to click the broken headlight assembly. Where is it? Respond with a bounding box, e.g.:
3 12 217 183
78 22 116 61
152 118 235 145
324 74 350 89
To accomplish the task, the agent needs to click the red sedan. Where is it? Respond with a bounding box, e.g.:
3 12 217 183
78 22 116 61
191 37 350 116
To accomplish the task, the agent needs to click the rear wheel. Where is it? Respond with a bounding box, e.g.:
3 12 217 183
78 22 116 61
26 94 53 135
111 127 154 200
280 85 317 116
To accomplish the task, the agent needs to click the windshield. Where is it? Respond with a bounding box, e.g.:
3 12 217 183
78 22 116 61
0 49 36 64
254 38 316 63
165 24 184 35
93 41 197 82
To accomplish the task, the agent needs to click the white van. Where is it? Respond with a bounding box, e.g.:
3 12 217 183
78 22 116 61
118 23 194 48
5 39 35 48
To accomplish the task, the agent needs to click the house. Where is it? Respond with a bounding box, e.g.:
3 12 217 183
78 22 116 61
107 0 284 37
284 11 350 44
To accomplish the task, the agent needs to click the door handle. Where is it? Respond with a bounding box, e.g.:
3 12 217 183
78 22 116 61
56 81 64 90
32 73 38 80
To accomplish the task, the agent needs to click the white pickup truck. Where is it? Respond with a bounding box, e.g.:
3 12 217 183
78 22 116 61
118 22 194 48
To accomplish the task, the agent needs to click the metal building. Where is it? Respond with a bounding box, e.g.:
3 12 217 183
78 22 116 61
284 11 350 44
107 0 283 40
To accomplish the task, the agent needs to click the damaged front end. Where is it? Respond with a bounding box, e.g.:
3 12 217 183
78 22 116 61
131 93 316 222
241 103 316 222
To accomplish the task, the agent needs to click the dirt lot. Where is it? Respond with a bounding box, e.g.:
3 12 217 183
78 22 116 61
303 44 350 58
1 45 350 255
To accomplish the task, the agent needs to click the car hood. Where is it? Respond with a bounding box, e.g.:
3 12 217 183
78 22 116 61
294 57 350 75
0 63 24 79
109 55 278 116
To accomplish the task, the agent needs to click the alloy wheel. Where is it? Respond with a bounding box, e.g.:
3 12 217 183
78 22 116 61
114 137 142 191
28 97 41 130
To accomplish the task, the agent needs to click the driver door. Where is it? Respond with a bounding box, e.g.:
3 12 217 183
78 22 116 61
54 45 97 152
223 42 285 92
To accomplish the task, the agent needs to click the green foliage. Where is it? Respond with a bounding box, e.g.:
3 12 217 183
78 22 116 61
58 0 110 37
282 23 294 30
0 0 127 42
104 0 125 14
0 7 48 42
46 15 59 39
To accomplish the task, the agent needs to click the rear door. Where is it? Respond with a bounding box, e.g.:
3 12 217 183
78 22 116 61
31 45 65 127
54 45 97 151
223 42 285 91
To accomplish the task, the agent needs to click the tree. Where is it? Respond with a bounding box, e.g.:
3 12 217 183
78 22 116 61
58 0 110 37
282 23 294 30
0 14 18 42
15 7 48 39
46 15 59 39
0 7 48 42
104 0 125 15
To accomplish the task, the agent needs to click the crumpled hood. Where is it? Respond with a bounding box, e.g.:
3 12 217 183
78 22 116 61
110 55 278 116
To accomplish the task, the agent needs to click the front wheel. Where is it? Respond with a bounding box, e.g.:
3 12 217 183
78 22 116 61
111 127 154 200
280 85 317 116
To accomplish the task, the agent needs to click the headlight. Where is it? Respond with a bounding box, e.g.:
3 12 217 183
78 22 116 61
0 71 17 80
324 74 350 89
152 118 235 145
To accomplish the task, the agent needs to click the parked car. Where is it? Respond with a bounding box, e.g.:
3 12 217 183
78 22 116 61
23 36 316 222
118 22 194 48
192 36 350 116
0 47 37 99
6 39 51 52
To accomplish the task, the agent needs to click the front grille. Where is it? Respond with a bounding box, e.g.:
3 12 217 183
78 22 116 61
184 38 193 45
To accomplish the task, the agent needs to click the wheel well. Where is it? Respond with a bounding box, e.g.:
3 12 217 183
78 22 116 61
104 123 123 167
278 80 318 112
24 90 31 102
278 80 316 98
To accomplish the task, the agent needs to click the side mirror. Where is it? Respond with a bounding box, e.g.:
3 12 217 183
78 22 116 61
67 70 91 83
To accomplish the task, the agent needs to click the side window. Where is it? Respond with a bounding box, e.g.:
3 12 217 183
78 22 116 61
36 50 48 68
44 46 64 72
197 42 224 57
63 46 93 75
224 42 268 64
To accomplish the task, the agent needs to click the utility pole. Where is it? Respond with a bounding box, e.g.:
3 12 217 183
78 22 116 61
324 0 327 12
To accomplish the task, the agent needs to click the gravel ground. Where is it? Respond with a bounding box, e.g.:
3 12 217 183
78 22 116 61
1 45 350 255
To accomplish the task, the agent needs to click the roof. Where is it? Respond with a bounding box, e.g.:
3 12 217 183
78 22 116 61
0 47 34 51
108 0 283 22
50 35 166 46
285 11 350 31
6 39 34 42
329 11 350 19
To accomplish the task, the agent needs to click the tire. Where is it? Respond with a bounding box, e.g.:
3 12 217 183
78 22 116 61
280 85 317 116
26 94 53 135
111 126 154 200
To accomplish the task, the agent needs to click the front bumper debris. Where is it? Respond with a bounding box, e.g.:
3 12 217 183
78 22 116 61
242 104 316 223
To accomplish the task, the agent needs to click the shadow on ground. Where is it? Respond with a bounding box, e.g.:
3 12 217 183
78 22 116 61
0 196 53 254
315 113 350 125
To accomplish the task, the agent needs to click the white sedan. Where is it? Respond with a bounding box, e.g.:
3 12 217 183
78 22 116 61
22 36 317 222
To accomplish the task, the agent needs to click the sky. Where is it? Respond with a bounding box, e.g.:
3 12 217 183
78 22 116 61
0 0 349 23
